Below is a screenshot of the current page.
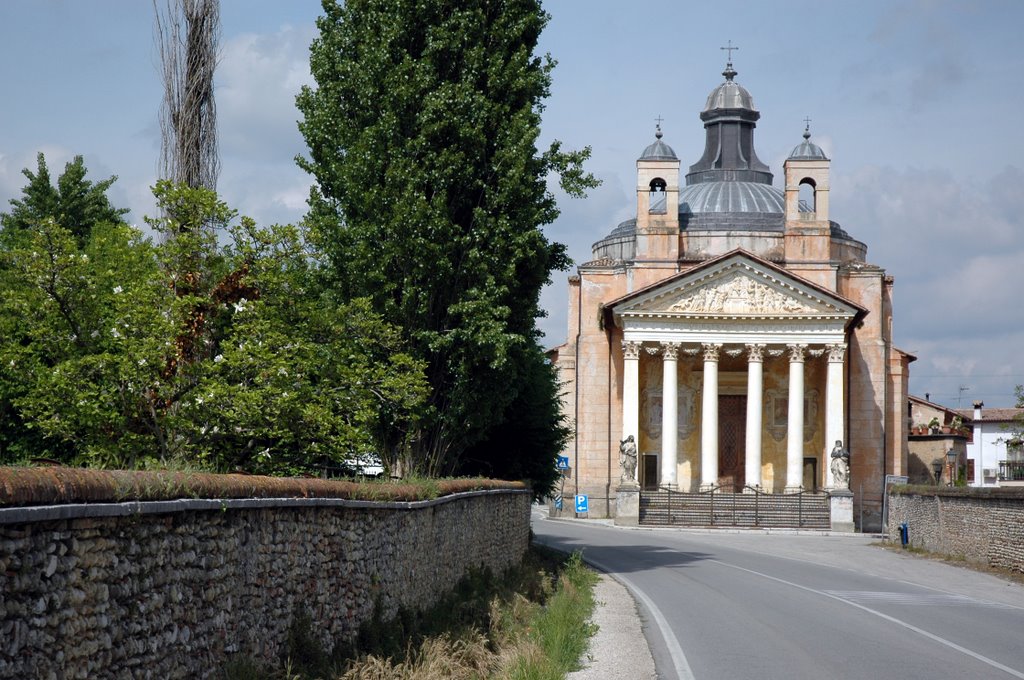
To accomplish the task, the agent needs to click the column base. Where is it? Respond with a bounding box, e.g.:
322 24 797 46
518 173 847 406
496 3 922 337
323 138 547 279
828 489 855 532
615 483 640 526
784 486 805 494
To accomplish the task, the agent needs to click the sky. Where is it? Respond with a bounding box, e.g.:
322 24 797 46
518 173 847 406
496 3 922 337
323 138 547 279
1 0 1022 408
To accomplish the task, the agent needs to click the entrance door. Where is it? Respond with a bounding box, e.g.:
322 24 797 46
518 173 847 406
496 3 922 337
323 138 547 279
718 395 746 491
641 453 659 490
803 457 818 492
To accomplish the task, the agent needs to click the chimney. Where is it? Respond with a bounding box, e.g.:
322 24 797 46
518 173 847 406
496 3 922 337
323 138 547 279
973 400 984 422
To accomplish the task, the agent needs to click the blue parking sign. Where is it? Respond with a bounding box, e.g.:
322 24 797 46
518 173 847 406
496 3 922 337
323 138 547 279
575 494 589 514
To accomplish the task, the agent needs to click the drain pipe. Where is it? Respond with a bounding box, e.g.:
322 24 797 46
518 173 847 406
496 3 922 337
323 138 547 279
573 276 582 502
607 327 613 517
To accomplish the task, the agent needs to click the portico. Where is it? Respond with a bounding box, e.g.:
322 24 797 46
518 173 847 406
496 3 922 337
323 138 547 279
610 250 862 493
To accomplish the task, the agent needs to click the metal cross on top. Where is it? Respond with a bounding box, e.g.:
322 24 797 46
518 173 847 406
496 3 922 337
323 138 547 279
655 114 664 128
721 40 739 62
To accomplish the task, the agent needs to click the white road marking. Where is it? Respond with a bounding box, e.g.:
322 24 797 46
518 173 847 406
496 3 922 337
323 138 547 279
713 559 1024 679
584 555 697 680
825 590 1019 609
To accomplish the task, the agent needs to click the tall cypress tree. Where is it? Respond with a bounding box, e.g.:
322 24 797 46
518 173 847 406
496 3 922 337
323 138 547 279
297 0 594 477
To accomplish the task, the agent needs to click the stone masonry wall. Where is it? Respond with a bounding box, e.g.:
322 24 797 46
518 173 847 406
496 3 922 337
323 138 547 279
0 489 531 679
886 487 1024 572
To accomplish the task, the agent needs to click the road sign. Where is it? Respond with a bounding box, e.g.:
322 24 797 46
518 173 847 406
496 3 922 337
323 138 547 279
554 496 563 510
575 494 589 514
556 456 570 470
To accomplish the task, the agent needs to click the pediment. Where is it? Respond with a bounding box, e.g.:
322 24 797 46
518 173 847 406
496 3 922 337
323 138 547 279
613 257 858 320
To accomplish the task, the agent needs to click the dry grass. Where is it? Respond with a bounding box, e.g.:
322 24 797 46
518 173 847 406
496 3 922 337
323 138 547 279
0 465 524 506
335 553 597 680
224 548 598 680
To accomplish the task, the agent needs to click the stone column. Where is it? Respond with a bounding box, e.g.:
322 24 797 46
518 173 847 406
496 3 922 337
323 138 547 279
785 344 807 492
825 343 846 489
622 341 641 483
660 342 680 488
744 344 766 490
700 343 721 489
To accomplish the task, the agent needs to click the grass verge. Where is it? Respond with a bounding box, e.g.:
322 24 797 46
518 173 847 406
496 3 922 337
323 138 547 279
223 546 599 680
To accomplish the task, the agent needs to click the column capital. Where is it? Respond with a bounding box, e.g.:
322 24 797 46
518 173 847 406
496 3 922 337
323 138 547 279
826 343 847 363
660 341 681 360
745 343 767 363
701 342 722 362
786 343 807 363
622 340 641 360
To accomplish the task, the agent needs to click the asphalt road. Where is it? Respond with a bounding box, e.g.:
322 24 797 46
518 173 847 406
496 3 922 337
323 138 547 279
532 511 1024 680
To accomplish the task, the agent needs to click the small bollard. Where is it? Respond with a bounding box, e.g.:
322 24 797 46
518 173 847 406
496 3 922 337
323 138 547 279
899 522 909 547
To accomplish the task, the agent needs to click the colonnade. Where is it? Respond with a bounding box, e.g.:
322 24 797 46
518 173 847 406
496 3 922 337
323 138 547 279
622 340 846 491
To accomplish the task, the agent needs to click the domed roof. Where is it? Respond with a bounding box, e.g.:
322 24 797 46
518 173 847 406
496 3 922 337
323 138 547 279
680 181 788 214
703 63 756 112
639 126 677 160
788 126 829 160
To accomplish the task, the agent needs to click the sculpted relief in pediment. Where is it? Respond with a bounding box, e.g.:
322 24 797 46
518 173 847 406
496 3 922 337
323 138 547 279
660 271 821 315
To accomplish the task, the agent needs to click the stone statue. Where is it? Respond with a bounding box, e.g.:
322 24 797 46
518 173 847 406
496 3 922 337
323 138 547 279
619 435 638 484
830 440 850 489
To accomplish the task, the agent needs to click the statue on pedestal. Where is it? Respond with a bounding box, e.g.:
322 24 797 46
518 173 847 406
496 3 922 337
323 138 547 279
830 440 850 489
619 435 638 484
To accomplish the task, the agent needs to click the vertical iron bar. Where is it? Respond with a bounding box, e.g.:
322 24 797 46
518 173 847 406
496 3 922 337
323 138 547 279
755 486 760 526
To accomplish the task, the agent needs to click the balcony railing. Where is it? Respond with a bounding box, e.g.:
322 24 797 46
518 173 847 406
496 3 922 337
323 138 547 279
998 460 1024 482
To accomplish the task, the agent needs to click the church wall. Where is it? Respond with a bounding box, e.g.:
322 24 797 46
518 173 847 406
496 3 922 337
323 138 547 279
761 358 788 491
831 239 868 264
681 231 784 262
840 268 888 530
805 357 827 488
569 269 633 517
572 327 614 516
883 278 910 479
786 262 838 292
631 262 680 291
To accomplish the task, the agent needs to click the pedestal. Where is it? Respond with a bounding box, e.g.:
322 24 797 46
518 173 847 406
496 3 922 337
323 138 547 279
615 483 640 526
829 489 854 532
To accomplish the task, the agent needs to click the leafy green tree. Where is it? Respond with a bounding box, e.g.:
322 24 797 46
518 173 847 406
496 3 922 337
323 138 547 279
297 0 595 478
457 343 569 499
0 181 426 472
1 153 128 246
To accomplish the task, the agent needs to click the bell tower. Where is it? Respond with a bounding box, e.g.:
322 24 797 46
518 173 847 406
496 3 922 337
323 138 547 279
784 123 834 288
635 121 680 268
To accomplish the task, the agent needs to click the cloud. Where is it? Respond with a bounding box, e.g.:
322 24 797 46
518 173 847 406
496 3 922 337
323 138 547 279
217 24 317 164
832 163 1024 405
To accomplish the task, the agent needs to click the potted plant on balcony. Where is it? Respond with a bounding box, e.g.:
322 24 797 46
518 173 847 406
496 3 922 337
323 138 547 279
928 417 940 435
951 415 964 435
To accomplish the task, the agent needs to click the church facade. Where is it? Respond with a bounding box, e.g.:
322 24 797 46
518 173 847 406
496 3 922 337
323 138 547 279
550 59 911 531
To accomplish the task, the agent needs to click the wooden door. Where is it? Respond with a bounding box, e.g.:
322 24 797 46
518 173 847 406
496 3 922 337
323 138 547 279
718 395 746 491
